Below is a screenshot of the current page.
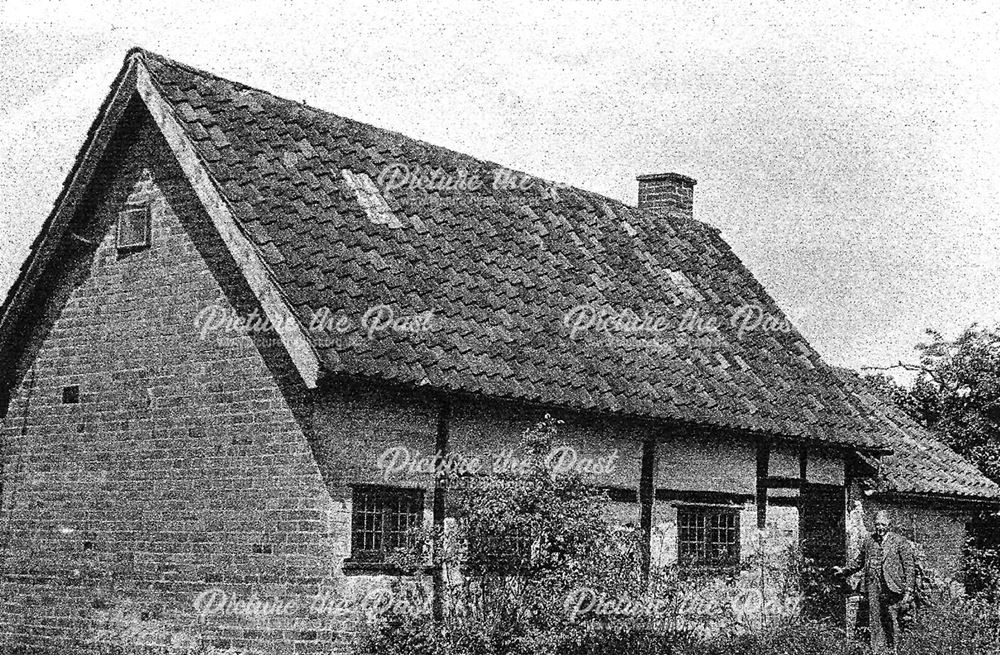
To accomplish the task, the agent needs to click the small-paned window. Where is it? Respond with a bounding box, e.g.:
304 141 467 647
117 203 151 250
677 505 740 568
350 485 424 562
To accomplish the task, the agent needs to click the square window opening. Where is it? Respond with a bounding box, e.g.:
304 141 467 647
62 385 80 405
677 506 740 569
350 485 424 563
117 203 151 250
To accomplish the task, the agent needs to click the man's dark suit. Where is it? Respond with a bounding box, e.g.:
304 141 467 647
846 531 915 652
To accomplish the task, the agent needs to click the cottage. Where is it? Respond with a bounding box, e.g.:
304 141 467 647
1 49 997 653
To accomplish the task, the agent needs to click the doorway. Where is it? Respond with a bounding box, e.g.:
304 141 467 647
799 483 847 622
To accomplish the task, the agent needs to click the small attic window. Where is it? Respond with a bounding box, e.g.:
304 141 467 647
117 203 151 250
62 385 80 404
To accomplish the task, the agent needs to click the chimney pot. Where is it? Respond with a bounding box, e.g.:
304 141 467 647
636 172 697 218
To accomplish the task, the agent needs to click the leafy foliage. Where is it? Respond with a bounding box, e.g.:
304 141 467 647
964 539 1000 602
863 324 1000 481
687 619 864 655
896 587 1000 655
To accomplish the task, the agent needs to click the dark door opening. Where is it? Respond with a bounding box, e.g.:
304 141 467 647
799 483 847 622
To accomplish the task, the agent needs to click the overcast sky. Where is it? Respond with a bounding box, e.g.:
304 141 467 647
1 0 997 379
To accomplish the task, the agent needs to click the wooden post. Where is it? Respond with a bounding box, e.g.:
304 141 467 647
756 440 771 529
639 434 657 584
432 398 451 622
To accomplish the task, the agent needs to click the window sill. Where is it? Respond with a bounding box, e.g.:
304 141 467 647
676 563 741 578
342 559 437 576
115 244 151 259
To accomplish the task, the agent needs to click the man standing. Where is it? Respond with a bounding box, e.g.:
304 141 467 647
836 510 915 652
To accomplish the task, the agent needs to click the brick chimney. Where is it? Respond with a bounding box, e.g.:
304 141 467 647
636 173 696 218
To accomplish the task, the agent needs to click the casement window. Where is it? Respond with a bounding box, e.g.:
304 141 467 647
677 505 740 568
116 203 151 250
350 485 424 562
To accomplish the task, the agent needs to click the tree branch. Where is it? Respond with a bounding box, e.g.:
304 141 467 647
860 362 955 391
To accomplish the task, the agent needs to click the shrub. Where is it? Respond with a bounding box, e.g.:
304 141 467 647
352 615 446 655
354 614 700 655
898 593 1000 655
681 619 863 655
964 539 1000 602
685 595 1000 655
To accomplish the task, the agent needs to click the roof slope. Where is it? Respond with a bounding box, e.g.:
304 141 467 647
834 369 1000 500
4 49 897 449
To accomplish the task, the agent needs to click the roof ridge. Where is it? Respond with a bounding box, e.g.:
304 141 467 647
133 47 326 114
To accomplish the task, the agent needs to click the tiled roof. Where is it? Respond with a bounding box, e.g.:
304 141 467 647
834 368 1000 500
134 49 895 448
1 49 902 450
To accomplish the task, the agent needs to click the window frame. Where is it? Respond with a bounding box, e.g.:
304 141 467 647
349 484 425 564
116 203 152 250
676 504 741 570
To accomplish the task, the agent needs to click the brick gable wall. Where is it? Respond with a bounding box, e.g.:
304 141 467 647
0 110 348 654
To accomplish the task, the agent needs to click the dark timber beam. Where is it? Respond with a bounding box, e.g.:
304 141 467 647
761 476 804 489
639 434 657 584
655 489 754 505
756 439 771 529
431 398 451 622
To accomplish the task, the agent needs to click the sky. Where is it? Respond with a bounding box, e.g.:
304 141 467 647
0 0 997 380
